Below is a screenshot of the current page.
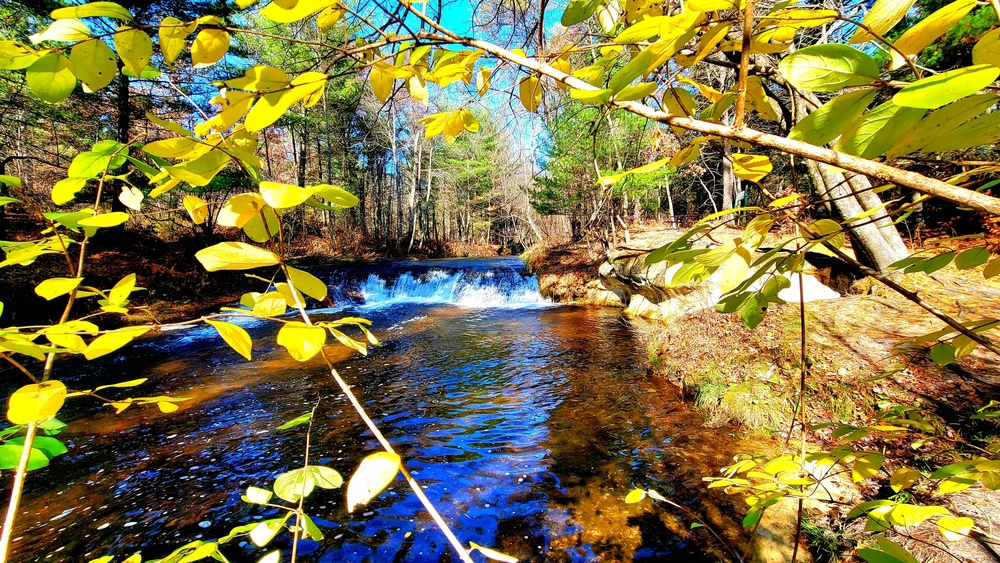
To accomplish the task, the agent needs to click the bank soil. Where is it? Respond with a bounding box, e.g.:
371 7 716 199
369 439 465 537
528 227 1000 563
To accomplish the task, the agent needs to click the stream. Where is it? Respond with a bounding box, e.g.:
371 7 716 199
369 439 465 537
4 257 748 562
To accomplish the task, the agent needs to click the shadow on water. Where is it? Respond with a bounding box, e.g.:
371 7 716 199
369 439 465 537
1 258 751 562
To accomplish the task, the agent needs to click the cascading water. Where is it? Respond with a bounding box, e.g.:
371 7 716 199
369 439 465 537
321 257 549 309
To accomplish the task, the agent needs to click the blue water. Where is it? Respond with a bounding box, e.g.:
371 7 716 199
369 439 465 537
4 258 744 562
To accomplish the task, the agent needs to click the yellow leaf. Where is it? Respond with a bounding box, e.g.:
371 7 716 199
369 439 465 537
407 74 428 105
890 467 921 492
260 180 312 209
937 515 974 541
225 65 289 92
287 266 328 301
276 321 326 361
0 40 40 70
624 489 647 503
69 39 117 92
157 401 180 413
477 66 492 95
35 277 83 300
162 149 231 186
370 65 394 104
852 452 885 482
206 320 252 360
108 273 137 307
29 19 91 44
668 143 701 168
317 4 346 31
891 0 976 70
850 0 917 43
244 75 326 131
84 326 151 360
252 293 287 316
192 28 229 68
261 0 337 23
51 2 133 21
183 195 209 224
8 381 67 424
732 154 772 182
114 27 153 77
275 282 305 307
346 452 401 512
217 193 267 228
460 108 479 132
803 218 846 249
720 247 752 293
311 184 359 208
159 16 190 67
678 23 732 68
519 76 542 112
195 242 280 272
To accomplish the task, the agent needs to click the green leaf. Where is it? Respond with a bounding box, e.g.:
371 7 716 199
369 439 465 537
789 88 877 146
562 0 603 26
984 258 1000 279
778 44 879 92
835 101 926 158
8 436 67 458
274 465 343 503
894 65 1000 109
0 444 49 471
886 94 999 158
195 242 280 272
929 342 956 365
26 52 77 103
276 412 312 430
276 321 326 361
608 49 653 94
956 247 990 269
206 320 253 360
51 2 133 21
346 452 401 512
741 294 767 330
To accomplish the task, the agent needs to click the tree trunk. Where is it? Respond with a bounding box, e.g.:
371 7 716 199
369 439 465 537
791 90 908 272
721 140 735 211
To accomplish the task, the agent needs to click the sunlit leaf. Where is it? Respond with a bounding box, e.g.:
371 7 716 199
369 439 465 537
192 29 230 68
276 321 326 361
890 467 920 492
242 486 273 505
287 266 327 301
195 242 280 272
519 76 542 112
77 212 130 228
732 154 772 182
561 0 603 26
260 180 312 209
937 515 974 541
894 65 1000 109
347 451 401 512
51 2 133 21
789 89 877 146
25 52 77 103
114 27 152 78
69 39 117 92
261 0 338 23
30 19 91 44
778 44 879 92
0 41 40 70
84 327 150 360
183 195 209 224
276 412 312 430
890 0 977 69
207 320 253 360
7 380 66 425
159 16 189 66
624 489 647 503
35 277 82 300
850 0 918 43
249 519 283 547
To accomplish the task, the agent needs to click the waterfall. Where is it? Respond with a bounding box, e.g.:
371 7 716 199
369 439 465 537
323 257 548 309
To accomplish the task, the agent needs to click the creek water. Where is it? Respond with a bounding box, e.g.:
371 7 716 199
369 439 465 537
4 257 747 562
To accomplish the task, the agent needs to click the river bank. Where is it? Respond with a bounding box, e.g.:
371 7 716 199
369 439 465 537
526 226 1000 562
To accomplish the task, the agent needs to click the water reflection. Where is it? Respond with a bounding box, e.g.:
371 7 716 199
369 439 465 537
2 260 748 562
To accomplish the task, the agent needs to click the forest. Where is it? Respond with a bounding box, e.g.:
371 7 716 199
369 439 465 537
2 0 1000 562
